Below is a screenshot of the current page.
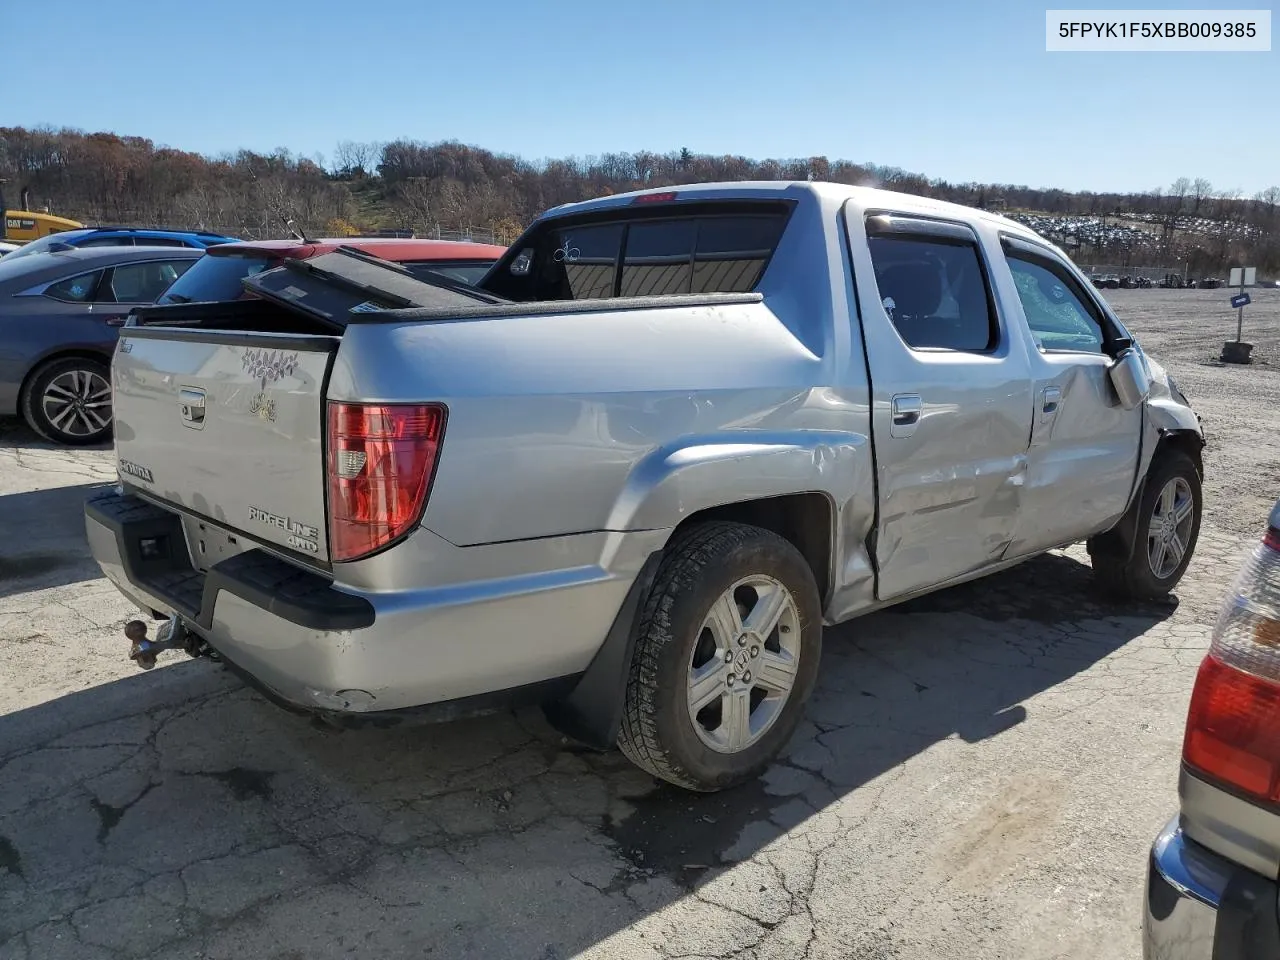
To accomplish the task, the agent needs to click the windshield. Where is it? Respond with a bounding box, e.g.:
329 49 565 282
2 232 82 261
157 252 278 304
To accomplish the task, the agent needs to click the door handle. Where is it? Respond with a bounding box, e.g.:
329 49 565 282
179 387 207 429
103 315 127 327
1041 386 1062 416
890 394 922 438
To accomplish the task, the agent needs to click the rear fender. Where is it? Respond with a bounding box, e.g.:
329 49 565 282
545 430 870 749
604 430 870 533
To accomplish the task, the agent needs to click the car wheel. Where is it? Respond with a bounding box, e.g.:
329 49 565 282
22 357 113 446
617 521 822 792
1090 451 1201 600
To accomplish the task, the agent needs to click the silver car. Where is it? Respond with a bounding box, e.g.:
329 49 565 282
1145 498 1280 958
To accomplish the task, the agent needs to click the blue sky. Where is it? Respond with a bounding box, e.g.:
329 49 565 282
8 0 1275 194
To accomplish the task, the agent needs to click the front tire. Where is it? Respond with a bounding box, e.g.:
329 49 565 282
617 521 822 792
1090 450 1201 600
21 357 113 446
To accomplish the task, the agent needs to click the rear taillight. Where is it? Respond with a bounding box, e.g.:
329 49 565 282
326 402 446 562
1183 525 1280 804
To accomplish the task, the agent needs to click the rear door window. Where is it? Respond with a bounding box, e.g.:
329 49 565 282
105 259 196 303
867 234 997 352
44 270 105 303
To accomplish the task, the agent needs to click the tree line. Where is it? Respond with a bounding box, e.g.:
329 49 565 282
2 125 1277 275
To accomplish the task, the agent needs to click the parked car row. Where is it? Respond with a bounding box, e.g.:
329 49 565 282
1091 274 1156 289
0 231 506 444
1089 273 1229 290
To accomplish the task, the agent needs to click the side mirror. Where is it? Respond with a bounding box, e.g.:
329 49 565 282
1108 346 1151 410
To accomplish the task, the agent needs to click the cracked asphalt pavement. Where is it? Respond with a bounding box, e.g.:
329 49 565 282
1 287 1278 959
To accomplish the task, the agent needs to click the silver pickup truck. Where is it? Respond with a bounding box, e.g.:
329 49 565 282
86 182 1204 792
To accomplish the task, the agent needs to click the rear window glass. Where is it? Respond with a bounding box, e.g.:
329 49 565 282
483 206 790 302
157 253 277 304
405 260 497 286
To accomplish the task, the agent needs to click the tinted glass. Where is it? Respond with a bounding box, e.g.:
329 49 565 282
157 254 277 304
79 236 132 248
1007 256 1105 353
695 216 787 254
621 220 695 297
483 205 790 302
44 269 104 303
108 259 195 303
868 235 996 352
135 237 188 247
553 223 623 299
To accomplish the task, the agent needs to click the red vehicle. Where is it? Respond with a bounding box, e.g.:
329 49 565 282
156 237 506 306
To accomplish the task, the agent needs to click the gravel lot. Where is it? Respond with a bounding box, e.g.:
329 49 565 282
1 286 1277 960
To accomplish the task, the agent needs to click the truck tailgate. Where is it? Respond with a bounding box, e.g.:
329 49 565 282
113 329 339 562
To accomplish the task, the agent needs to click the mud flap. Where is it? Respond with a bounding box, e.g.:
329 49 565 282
542 551 663 750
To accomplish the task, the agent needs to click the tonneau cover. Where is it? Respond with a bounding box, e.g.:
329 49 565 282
242 247 505 329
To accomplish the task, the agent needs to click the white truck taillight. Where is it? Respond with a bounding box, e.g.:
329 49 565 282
1183 524 1280 804
326 402 447 562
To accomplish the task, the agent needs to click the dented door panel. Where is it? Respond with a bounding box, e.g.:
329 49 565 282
1014 353 1141 553
843 208 1035 602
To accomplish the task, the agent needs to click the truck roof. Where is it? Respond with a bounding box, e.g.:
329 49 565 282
540 180 1044 244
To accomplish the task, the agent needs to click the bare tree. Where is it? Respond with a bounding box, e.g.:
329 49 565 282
332 140 382 179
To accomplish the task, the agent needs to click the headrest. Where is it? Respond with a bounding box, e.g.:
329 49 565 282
877 261 942 319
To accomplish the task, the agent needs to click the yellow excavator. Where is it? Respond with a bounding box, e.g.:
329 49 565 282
1 182 82 246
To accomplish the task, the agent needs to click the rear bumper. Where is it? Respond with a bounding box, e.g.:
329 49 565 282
86 488 663 717
1145 817 1280 959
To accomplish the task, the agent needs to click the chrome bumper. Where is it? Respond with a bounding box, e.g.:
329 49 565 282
1145 818 1280 959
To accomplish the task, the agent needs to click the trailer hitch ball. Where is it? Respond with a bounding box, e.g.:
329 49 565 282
126 619 159 670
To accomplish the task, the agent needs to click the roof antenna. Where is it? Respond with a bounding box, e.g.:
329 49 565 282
281 213 311 244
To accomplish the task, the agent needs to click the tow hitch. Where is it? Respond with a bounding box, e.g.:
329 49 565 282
124 617 216 670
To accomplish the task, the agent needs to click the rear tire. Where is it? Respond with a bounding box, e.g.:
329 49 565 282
21 357 113 446
617 521 822 792
1090 450 1201 600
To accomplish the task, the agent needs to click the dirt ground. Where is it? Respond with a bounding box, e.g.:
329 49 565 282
0 286 1277 960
